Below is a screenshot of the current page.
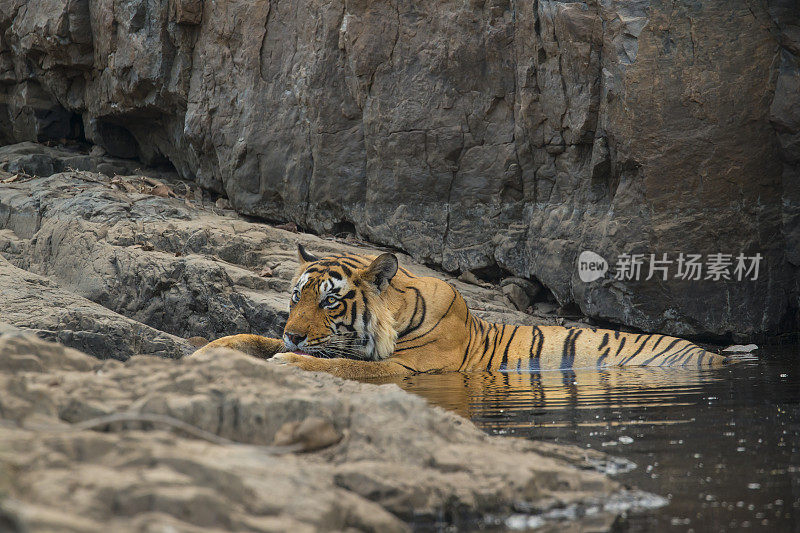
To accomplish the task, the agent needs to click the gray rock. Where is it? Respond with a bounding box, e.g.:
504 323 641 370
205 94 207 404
0 81 79 144
502 282 530 312
722 344 758 353
457 271 490 287
0 142 174 180
534 302 558 315
501 276 542 312
6 153 54 177
0 256 191 360
89 145 107 158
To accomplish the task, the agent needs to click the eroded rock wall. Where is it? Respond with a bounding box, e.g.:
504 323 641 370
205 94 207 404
1 0 798 339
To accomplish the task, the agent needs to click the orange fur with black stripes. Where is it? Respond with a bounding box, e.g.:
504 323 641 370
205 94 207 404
195 245 728 379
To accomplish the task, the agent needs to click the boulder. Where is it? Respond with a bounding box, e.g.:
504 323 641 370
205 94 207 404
501 277 542 311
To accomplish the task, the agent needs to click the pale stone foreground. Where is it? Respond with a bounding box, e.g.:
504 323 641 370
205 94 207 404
0 332 641 532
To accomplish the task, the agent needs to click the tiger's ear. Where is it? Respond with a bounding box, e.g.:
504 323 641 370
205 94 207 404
297 243 319 264
360 253 398 292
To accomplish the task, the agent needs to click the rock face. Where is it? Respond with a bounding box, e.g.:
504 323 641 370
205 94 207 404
0 331 644 532
0 0 798 340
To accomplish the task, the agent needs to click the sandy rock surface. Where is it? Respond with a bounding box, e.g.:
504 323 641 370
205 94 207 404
0 332 636 532
0 256 192 360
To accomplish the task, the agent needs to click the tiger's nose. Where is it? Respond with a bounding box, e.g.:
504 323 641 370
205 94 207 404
285 332 306 346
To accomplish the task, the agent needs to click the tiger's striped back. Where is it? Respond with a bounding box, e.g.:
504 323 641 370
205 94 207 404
458 319 725 372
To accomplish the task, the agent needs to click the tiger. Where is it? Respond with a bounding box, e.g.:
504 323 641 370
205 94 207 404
194 244 728 379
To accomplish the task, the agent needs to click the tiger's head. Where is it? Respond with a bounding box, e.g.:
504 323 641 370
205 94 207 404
282 244 399 361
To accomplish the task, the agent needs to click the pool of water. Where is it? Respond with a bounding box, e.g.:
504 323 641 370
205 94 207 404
373 346 800 531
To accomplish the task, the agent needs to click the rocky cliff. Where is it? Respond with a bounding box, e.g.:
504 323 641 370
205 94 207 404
1 0 798 340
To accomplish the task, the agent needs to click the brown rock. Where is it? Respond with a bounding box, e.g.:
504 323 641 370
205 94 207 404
149 184 176 198
273 417 342 452
275 222 299 233
172 0 203 25
457 271 490 287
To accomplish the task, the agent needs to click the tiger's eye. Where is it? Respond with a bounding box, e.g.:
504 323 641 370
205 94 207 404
325 296 338 306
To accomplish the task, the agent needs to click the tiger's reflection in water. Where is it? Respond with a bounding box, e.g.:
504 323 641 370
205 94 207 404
365 366 719 425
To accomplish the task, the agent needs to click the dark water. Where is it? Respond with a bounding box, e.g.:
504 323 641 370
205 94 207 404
375 346 800 531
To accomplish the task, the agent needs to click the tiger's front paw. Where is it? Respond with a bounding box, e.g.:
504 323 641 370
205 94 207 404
272 352 322 371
